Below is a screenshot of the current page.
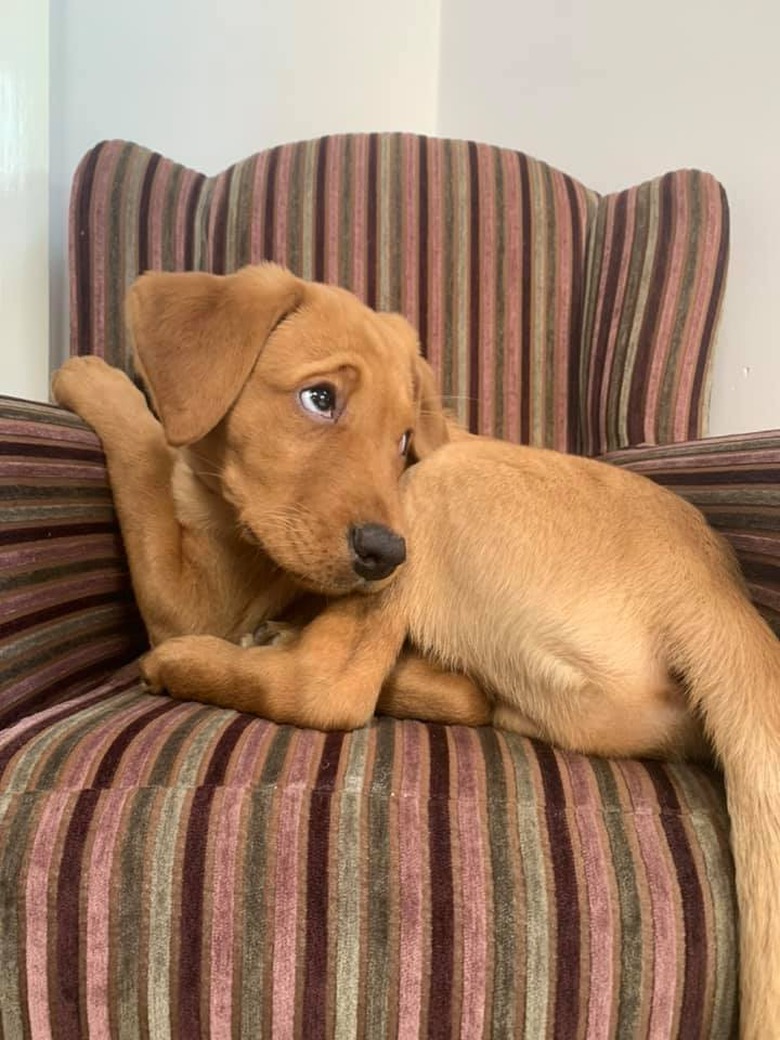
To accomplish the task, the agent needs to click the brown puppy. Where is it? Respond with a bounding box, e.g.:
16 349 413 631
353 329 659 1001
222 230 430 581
54 265 780 1037
52 263 488 725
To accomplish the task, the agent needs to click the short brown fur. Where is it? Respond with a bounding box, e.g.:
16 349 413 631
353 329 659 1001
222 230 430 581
53 264 780 1038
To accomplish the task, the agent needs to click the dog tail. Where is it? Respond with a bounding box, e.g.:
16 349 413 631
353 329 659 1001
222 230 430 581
676 585 780 1037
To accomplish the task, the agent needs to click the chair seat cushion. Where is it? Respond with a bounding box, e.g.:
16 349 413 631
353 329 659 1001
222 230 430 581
0 664 737 1037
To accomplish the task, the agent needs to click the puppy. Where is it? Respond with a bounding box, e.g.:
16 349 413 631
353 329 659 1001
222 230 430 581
54 265 780 1037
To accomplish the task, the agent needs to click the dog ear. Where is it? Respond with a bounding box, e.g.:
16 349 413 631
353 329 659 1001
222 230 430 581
409 354 453 461
126 263 303 445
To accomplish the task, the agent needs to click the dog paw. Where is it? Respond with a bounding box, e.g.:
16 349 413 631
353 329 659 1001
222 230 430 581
51 356 144 426
247 620 301 648
140 635 233 703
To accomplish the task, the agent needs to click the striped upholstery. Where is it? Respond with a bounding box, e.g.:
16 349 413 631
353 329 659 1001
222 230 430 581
603 431 780 636
0 398 145 728
0 672 737 1038
69 135 729 454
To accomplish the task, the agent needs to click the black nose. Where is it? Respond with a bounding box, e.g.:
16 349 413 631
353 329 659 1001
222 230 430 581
349 523 406 581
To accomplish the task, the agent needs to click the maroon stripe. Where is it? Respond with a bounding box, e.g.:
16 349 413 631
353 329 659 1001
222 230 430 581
74 143 104 356
565 178 585 455
468 142 480 434
590 191 628 453
689 184 730 439
628 173 673 444
427 724 454 1037
211 163 234 275
91 700 176 788
641 467 780 486
418 138 430 357
201 713 254 786
262 146 281 261
0 441 104 462
303 731 344 1039
0 591 125 641
178 787 217 1037
367 134 378 309
314 136 329 283
518 153 532 445
534 740 581 1033
55 788 101 1038
645 761 707 1036
0 521 118 546
183 172 206 271
137 151 162 273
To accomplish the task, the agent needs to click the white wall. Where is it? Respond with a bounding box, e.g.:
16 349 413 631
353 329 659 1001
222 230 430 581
1 0 49 402
48 0 441 372
437 0 780 437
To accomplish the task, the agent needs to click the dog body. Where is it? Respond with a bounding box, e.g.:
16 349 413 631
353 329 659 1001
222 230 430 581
53 265 780 1037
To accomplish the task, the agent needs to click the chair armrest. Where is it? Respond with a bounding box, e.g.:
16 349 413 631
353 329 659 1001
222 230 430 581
600 431 780 634
0 396 146 727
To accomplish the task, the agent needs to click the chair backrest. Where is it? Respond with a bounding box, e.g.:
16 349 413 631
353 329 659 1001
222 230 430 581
69 133 729 455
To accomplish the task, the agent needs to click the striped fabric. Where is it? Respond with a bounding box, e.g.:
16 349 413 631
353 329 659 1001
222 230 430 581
69 135 729 454
0 398 146 728
581 171 729 454
603 431 780 636
0 672 737 1038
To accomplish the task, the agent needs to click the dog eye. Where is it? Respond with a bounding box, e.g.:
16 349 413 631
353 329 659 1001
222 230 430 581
399 430 412 455
299 384 337 419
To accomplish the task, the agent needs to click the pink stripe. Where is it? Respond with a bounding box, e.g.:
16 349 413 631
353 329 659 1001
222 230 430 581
672 178 722 439
452 728 488 1039
69 154 88 354
0 536 122 571
271 731 321 1037
273 146 294 267
501 150 522 443
397 723 425 1038
224 717 276 786
645 173 690 442
148 159 172 271
350 136 369 301
85 790 131 1038
174 167 199 268
249 153 270 264
209 790 244 1039
401 136 419 331
324 135 343 284
566 757 615 1040
478 146 497 436
25 792 72 1037
619 761 678 1038
0 418 100 444
425 139 444 374
552 172 575 450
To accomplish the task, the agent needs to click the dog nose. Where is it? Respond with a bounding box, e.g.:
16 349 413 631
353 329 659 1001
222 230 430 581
349 523 407 581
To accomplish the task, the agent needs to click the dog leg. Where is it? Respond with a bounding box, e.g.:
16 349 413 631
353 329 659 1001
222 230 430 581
52 357 244 643
141 594 407 730
377 653 492 726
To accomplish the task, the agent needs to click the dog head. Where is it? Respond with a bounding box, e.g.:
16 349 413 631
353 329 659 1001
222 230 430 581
127 263 450 595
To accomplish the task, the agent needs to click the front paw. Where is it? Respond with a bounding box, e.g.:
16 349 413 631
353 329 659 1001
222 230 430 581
141 635 228 700
51 356 144 426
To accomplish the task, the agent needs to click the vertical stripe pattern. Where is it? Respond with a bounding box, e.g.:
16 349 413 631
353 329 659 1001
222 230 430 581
0 688 737 1037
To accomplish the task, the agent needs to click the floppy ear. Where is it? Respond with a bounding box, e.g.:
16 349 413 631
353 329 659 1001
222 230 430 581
126 263 303 445
409 354 453 461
